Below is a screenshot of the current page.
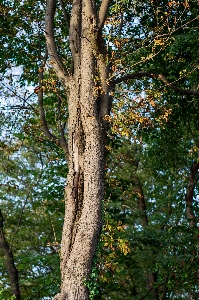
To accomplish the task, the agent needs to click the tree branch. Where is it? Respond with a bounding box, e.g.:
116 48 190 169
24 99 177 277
69 0 81 72
98 0 111 28
110 72 154 86
45 0 69 84
85 0 96 19
38 88 68 155
1 82 37 112
37 47 68 155
110 72 199 96
157 74 199 96
59 0 70 29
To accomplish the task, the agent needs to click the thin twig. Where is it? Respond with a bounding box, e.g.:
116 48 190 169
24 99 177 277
110 72 199 97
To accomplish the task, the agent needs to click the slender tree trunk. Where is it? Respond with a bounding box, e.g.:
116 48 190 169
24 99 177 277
135 182 148 227
185 162 199 227
134 178 159 300
0 210 20 300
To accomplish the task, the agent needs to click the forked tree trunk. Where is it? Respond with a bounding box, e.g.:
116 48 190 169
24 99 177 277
57 85 107 299
45 1 109 299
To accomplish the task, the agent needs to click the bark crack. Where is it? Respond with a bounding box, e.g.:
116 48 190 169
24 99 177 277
69 108 85 252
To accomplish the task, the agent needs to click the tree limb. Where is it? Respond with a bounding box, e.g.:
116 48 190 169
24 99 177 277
157 74 199 96
59 0 70 29
110 72 199 96
37 47 68 155
85 0 96 20
110 72 155 86
69 0 81 72
1 82 37 112
98 0 111 28
38 81 68 155
45 0 69 84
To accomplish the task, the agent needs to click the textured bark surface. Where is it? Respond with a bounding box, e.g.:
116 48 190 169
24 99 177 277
45 0 109 298
0 210 20 300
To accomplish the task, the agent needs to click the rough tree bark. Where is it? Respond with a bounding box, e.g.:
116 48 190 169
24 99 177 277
44 0 110 298
0 210 20 300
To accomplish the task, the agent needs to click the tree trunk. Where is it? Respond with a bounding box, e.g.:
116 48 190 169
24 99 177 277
45 1 109 298
133 177 159 300
0 210 20 300
57 86 106 299
185 162 199 227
